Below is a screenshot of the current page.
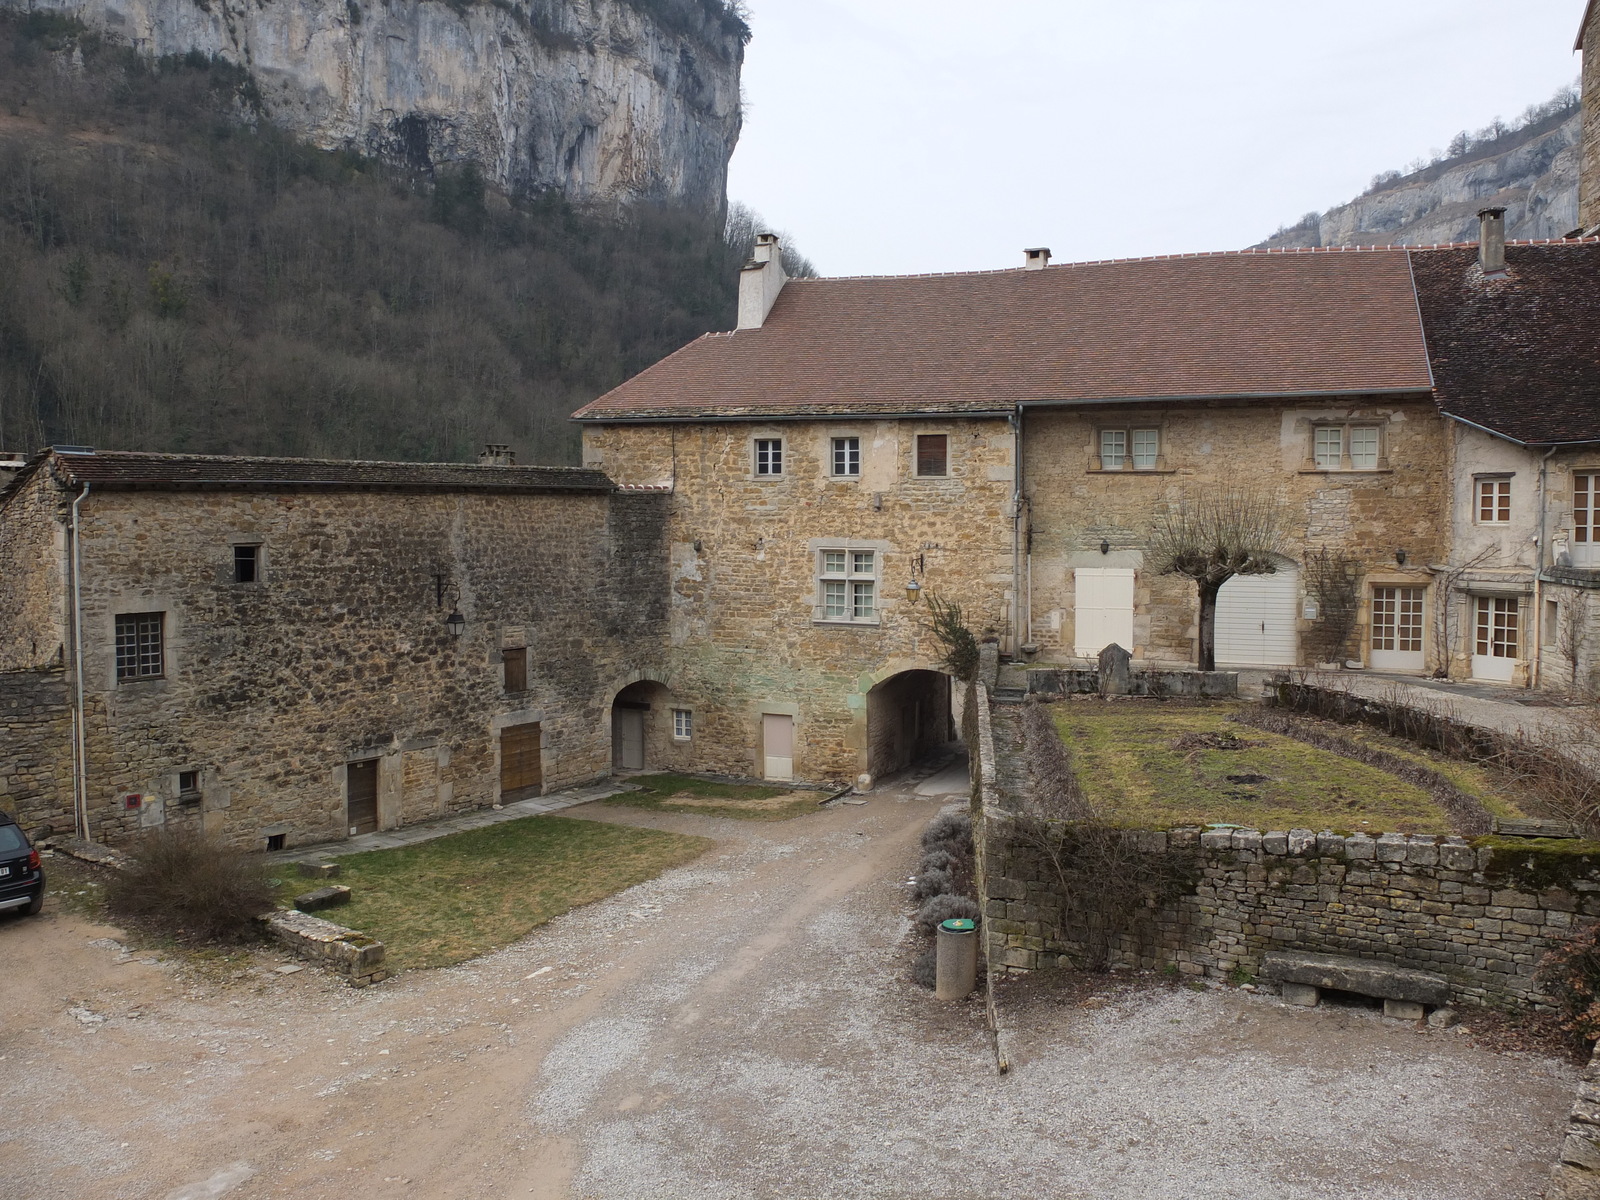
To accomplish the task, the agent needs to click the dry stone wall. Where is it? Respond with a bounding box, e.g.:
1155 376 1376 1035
0 670 72 832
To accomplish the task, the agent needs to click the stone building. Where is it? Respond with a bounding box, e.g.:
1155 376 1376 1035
0 449 668 848
1581 0 1600 231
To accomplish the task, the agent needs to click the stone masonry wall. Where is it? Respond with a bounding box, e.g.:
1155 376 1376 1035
0 669 73 833
982 817 1600 1009
0 459 67 672
4 471 669 849
1022 398 1449 669
584 418 1015 784
1583 1 1600 230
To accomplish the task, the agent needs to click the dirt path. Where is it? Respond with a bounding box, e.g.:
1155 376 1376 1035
0 786 1580 1200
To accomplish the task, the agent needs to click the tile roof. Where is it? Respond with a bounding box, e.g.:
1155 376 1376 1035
1409 242 1600 445
2 450 614 504
572 248 1437 421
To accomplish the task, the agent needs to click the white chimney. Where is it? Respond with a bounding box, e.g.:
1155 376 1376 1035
1478 207 1507 275
737 233 788 330
1024 247 1052 271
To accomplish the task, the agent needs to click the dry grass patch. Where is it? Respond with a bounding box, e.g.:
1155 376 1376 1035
283 815 711 971
605 773 825 821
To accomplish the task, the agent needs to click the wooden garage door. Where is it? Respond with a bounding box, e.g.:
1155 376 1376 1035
500 722 543 803
1215 566 1300 667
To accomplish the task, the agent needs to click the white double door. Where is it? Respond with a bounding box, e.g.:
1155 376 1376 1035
1471 595 1519 683
1370 586 1426 672
1215 566 1300 668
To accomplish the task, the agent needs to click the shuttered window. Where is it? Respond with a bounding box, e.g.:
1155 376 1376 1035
503 647 527 693
915 435 948 477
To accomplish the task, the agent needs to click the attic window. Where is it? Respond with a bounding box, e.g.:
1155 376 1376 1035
915 435 948 478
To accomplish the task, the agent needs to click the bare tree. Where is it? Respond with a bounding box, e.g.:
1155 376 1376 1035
1146 489 1288 671
1556 592 1591 700
1429 547 1497 678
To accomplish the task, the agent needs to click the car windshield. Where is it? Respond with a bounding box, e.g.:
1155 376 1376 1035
0 824 27 855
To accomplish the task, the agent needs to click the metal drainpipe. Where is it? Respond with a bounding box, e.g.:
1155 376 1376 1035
1010 407 1025 656
69 482 91 841
1531 445 1558 690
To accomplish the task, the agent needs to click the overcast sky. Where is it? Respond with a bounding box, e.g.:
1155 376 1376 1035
725 0 1588 277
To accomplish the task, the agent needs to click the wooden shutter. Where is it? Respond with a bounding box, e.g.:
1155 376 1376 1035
503 647 527 693
500 722 543 802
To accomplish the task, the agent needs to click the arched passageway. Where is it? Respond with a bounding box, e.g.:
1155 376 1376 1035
611 680 688 773
865 669 955 782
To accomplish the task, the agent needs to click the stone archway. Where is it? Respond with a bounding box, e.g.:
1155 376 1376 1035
610 679 687 774
864 669 954 782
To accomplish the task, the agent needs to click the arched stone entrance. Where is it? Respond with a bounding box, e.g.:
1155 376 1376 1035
610 679 687 773
865 669 954 781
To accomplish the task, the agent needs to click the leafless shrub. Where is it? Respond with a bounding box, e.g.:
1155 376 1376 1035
921 811 973 855
105 829 275 942
1303 546 1361 664
911 946 938 990
913 867 954 900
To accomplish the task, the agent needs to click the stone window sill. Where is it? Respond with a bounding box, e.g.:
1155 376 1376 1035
811 618 882 629
1087 467 1177 475
1297 467 1394 475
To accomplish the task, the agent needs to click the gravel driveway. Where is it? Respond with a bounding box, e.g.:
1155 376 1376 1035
0 782 1577 1199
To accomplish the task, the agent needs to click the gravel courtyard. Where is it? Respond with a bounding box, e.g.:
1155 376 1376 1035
0 782 1578 1200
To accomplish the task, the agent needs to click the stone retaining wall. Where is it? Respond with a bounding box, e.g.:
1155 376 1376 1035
981 818 1600 1009
1024 667 1238 699
0 669 73 834
259 909 389 987
1549 1044 1600 1199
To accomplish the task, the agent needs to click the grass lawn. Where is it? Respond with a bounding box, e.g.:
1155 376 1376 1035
277 815 711 971
604 772 825 821
1053 702 1523 835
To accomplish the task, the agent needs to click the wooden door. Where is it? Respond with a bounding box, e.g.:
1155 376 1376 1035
1073 568 1135 657
346 759 379 836
612 709 644 771
501 722 543 802
762 713 794 782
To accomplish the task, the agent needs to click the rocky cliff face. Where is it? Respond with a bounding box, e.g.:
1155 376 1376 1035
4 0 743 208
1256 111 1581 249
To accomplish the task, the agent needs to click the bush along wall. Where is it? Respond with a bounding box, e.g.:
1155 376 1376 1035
981 818 1600 1009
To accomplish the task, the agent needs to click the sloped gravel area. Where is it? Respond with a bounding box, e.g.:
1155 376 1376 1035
0 778 1579 1200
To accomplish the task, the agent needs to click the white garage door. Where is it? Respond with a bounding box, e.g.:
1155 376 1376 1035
1074 568 1135 657
1215 566 1299 667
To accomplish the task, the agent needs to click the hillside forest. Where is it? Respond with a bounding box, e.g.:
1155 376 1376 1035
0 12 809 466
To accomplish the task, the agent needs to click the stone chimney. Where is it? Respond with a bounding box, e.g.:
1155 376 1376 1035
1024 247 1052 271
1478 207 1507 276
479 444 516 466
737 233 788 331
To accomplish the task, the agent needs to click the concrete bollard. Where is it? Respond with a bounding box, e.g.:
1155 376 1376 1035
935 918 978 1000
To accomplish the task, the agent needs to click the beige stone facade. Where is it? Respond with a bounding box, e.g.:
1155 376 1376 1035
0 454 668 848
1582 1 1600 229
1021 398 1450 671
583 417 1016 784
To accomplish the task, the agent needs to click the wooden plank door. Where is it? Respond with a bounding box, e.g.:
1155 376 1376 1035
501 722 543 802
346 759 379 836
762 713 793 782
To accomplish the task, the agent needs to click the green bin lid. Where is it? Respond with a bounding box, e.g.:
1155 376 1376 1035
939 918 976 933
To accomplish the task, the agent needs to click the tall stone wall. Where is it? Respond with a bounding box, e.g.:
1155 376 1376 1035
1021 398 1449 669
0 460 67 672
982 816 1600 1008
7 473 669 849
1583 2 1600 229
0 670 73 834
583 417 1015 784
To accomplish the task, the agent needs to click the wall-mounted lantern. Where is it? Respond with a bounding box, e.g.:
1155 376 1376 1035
905 580 923 605
1395 548 1408 566
1100 539 1111 555
445 609 466 637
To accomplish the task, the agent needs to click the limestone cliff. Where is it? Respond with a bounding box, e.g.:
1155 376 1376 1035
1256 110 1581 249
3 0 744 208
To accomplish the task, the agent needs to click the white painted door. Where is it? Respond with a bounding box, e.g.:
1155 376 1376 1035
1073 568 1135 657
612 709 644 770
1215 566 1300 667
1370 586 1426 672
762 714 794 782
1471 596 1519 683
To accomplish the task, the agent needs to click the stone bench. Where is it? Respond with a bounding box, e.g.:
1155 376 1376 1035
1261 951 1450 1020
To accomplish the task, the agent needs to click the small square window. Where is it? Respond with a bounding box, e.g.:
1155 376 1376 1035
265 833 286 852
233 544 260 584
915 434 948 477
178 770 200 796
755 438 783 477
503 646 527 693
1314 426 1344 470
1349 426 1380 470
851 550 875 575
1477 477 1511 524
115 612 165 681
831 437 860 477
673 709 692 740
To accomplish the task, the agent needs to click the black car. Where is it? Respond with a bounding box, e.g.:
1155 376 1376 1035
0 817 43 916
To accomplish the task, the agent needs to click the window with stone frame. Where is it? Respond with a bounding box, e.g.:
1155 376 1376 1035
672 709 693 740
831 436 861 477
915 434 948 478
115 612 165 681
1311 423 1384 470
754 438 784 477
1476 476 1512 525
233 544 261 584
1574 472 1598 564
1097 426 1161 470
817 548 878 624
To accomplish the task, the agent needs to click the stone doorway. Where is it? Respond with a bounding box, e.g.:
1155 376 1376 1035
865 670 954 782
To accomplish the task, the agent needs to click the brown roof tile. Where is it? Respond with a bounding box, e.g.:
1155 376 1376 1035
573 248 1436 421
1410 242 1600 445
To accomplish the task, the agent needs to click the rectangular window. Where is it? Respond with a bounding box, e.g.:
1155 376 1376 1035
1544 599 1560 647
114 612 165 681
1314 426 1344 469
503 647 527 693
915 434 948 477
1131 428 1160 469
672 709 692 740
178 770 200 797
1098 428 1159 470
831 437 860 477
233 544 259 584
1576 473 1596 547
1099 429 1127 470
754 438 783 477
1477 477 1511 524
1348 426 1380 470
818 546 879 623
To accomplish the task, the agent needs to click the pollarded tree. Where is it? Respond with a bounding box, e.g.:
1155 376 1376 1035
1146 489 1288 672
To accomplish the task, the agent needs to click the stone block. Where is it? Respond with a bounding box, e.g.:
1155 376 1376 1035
1563 1134 1600 1172
1263 831 1290 856
1287 829 1316 855
1344 834 1376 861
1316 832 1345 856
1282 982 1320 1006
1231 830 1263 853
1376 834 1409 863
297 861 341 879
988 877 1028 901
1438 842 1476 872
294 885 352 912
1259 949 1450 1005
1201 829 1234 851
1383 999 1425 1021
1406 838 1440 867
